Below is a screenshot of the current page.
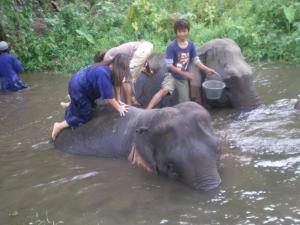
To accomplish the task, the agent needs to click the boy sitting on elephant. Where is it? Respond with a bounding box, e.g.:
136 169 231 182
146 19 216 109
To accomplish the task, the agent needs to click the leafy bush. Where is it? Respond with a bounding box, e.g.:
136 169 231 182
0 0 299 72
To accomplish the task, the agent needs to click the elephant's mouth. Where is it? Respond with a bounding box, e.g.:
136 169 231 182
128 144 153 173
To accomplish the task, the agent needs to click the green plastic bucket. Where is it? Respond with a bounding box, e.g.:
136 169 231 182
202 80 226 100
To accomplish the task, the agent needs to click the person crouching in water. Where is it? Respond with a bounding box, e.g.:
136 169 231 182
0 41 28 92
51 53 130 140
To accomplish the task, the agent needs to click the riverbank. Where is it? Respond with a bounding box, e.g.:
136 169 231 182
1 0 299 73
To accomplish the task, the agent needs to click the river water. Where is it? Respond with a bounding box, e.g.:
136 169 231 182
0 64 299 225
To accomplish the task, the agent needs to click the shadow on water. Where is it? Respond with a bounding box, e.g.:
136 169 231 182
0 65 299 225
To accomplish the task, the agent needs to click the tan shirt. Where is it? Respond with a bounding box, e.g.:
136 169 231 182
103 41 141 62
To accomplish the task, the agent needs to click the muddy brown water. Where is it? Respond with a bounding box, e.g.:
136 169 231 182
0 64 299 225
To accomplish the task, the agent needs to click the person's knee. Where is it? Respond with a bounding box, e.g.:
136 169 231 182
178 97 190 103
160 88 170 96
178 91 190 103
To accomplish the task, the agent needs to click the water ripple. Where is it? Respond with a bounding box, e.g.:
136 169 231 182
33 171 99 188
224 99 300 156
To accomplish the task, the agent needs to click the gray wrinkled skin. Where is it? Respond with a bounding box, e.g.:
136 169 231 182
135 38 261 110
54 102 221 191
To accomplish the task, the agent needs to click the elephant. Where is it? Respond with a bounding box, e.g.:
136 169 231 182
134 38 261 110
54 102 221 191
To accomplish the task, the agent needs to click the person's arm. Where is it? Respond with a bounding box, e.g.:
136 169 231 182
11 55 24 74
106 98 128 116
189 42 215 76
191 48 216 76
114 86 121 102
114 85 127 105
194 61 216 75
122 82 133 105
98 68 128 114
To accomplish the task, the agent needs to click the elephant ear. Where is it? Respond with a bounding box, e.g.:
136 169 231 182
133 126 157 173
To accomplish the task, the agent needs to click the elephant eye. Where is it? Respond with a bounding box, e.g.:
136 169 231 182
166 163 179 178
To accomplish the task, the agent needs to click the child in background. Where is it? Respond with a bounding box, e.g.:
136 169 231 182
146 19 216 109
51 53 130 140
0 41 28 92
102 41 153 105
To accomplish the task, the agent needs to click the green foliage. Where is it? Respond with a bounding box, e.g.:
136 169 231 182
0 0 299 73
283 4 297 33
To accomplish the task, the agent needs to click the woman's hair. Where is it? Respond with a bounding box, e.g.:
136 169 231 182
174 18 190 33
111 53 131 86
94 51 107 63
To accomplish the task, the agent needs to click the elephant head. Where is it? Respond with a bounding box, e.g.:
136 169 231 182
196 38 261 110
131 102 221 191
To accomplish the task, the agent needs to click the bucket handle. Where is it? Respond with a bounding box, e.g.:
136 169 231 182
213 71 222 78
206 71 223 81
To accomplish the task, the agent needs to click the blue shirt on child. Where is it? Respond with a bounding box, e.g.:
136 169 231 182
165 39 198 80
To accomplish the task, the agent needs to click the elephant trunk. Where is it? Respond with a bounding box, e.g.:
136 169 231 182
192 173 221 191
225 74 261 110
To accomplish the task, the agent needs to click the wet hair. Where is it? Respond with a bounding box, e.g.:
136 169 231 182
94 51 107 63
110 53 131 86
174 19 190 33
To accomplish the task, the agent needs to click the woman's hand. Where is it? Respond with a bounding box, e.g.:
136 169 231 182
118 104 129 116
106 98 129 117
118 100 126 106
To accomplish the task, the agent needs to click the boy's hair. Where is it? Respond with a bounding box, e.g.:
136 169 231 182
174 19 190 32
94 51 107 63
111 53 131 86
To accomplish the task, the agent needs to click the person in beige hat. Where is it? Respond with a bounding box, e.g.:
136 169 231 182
101 41 154 105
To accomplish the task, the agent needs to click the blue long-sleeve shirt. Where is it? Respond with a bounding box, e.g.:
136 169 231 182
0 53 27 92
0 53 24 77
69 65 114 101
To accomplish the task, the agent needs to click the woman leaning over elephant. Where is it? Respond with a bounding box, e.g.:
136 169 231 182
51 53 131 140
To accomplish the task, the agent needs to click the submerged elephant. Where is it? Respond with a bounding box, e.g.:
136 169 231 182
54 102 221 191
135 38 260 110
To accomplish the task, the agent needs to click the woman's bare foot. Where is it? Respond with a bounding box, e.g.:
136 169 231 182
60 101 70 108
52 122 61 140
51 121 69 140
